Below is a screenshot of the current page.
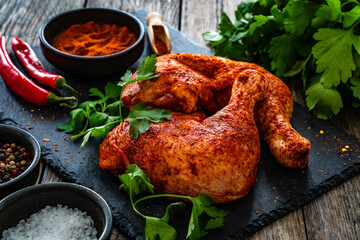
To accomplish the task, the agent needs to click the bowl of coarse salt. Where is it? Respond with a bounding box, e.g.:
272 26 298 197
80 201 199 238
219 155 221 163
0 182 112 240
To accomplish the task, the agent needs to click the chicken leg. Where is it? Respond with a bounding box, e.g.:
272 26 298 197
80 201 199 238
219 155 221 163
98 54 311 203
122 54 311 168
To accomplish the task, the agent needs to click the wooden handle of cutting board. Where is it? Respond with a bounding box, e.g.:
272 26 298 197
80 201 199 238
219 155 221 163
146 12 171 55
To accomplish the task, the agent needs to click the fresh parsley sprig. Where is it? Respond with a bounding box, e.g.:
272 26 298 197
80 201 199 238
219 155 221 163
127 103 173 139
203 0 360 120
119 164 228 240
117 54 160 120
57 54 172 146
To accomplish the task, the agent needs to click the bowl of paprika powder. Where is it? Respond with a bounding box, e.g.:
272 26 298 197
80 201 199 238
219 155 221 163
39 8 145 76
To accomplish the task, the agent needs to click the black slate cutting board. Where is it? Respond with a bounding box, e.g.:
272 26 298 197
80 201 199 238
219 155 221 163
0 9 360 240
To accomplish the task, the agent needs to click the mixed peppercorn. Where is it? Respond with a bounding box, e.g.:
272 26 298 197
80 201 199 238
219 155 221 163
0 142 32 183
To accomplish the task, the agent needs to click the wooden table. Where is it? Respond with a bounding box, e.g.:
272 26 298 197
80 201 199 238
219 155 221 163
1 0 359 239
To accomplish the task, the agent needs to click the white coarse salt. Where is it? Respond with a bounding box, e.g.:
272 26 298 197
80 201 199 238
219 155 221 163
1 204 98 240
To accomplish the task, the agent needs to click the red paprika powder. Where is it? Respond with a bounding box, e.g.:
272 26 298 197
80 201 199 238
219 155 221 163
53 21 137 57
154 37 168 55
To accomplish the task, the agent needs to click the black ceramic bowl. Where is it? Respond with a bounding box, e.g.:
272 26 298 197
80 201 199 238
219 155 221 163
0 183 112 240
0 124 41 199
39 8 145 76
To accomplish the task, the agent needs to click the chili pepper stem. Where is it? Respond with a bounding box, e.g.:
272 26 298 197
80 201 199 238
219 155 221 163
46 92 78 108
62 83 78 95
54 77 80 108
55 77 78 94
62 84 80 108
59 101 78 108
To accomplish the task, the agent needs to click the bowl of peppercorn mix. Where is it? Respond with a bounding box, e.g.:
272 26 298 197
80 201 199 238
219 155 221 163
39 8 145 76
0 124 41 199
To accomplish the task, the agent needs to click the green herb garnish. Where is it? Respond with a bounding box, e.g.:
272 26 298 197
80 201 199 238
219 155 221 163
119 164 228 240
57 54 172 146
203 0 360 120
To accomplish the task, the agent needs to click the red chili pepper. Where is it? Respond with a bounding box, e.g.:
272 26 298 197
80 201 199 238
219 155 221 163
0 36 76 107
11 36 79 107
11 37 78 92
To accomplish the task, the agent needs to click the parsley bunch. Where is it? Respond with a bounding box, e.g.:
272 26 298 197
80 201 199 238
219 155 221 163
57 55 172 146
119 164 228 240
203 0 360 119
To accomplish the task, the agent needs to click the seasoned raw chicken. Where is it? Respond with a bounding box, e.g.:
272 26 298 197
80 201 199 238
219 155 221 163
98 54 311 203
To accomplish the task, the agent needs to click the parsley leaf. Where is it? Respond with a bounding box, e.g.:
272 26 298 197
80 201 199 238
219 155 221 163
218 12 237 38
89 110 108 128
248 15 272 35
343 5 360 28
311 0 341 28
312 28 356 88
283 0 319 35
89 87 105 98
143 202 184 240
350 77 360 101
234 0 258 21
104 82 122 99
118 55 159 86
56 108 87 133
118 70 133 87
137 54 158 78
119 164 154 197
305 75 343 120
202 31 224 45
349 52 360 106
127 103 172 139
269 33 297 76
118 164 227 240
144 216 177 240
215 40 246 61
187 194 227 240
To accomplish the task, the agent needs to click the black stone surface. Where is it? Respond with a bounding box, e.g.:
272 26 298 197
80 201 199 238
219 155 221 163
0 9 359 240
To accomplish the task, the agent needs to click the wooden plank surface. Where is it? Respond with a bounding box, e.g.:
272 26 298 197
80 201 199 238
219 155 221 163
1 0 359 239
0 0 85 43
86 0 181 29
304 175 360 239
